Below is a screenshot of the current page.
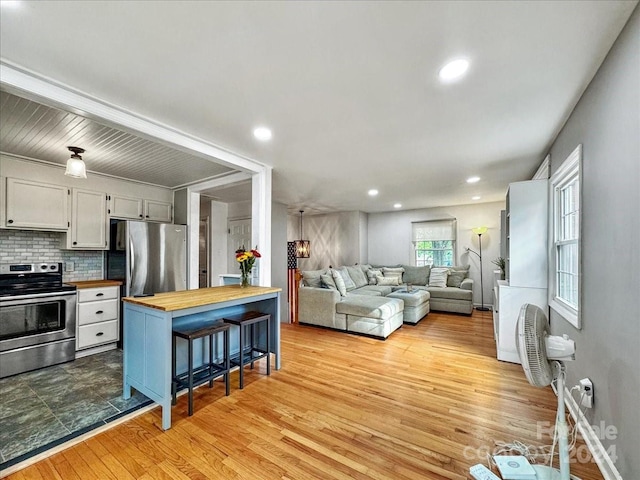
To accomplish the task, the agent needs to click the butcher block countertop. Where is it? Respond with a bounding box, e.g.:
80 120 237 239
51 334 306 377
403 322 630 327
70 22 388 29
67 280 123 289
122 285 282 312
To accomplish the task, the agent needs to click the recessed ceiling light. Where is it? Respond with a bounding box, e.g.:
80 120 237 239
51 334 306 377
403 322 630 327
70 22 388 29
253 127 272 141
466 176 480 184
472 196 481 201
393 203 402 209
439 59 470 82
368 189 379 196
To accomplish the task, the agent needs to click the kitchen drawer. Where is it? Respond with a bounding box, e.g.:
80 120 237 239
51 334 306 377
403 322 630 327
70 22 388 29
78 299 118 325
78 286 118 303
78 320 118 349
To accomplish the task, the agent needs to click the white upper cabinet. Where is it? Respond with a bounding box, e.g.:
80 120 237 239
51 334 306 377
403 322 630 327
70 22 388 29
66 188 108 249
110 194 144 220
144 199 172 223
5 178 69 231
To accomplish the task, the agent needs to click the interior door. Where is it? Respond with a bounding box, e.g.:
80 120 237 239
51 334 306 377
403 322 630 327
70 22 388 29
227 218 251 273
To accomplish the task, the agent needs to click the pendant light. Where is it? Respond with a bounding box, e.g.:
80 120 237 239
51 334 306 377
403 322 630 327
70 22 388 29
64 146 87 178
295 210 311 258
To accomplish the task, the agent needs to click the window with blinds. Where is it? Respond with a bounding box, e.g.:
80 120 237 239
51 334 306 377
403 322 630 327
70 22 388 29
412 219 456 267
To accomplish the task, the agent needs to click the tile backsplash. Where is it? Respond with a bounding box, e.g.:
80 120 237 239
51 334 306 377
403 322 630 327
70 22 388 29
0 230 103 282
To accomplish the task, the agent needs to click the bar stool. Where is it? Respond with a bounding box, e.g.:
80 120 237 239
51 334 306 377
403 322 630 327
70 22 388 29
222 311 271 389
171 322 230 416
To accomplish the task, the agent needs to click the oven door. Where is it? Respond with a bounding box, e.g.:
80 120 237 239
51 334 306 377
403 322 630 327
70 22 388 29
0 291 77 352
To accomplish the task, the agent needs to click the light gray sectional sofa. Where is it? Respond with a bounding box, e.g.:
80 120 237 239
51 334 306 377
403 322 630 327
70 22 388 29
298 264 474 339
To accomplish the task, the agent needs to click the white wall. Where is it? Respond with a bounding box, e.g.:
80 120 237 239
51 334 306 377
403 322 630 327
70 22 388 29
368 201 505 307
271 202 289 322
209 200 229 284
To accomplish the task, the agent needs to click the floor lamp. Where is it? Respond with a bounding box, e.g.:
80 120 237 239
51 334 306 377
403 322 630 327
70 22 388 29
468 226 491 311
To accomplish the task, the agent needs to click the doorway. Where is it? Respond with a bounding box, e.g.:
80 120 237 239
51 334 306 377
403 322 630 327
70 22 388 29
227 218 251 273
199 218 209 288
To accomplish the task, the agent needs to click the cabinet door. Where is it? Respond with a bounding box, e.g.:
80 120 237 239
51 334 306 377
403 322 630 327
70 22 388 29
110 195 144 220
70 189 107 249
5 178 68 230
144 199 172 222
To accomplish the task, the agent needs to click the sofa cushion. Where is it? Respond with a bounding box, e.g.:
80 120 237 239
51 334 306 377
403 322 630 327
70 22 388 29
320 273 337 290
447 269 468 288
429 267 449 287
336 296 403 319
347 289 382 297
301 269 326 288
402 265 430 286
359 264 373 274
346 265 368 288
378 276 400 286
335 266 357 291
331 269 348 296
357 285 393 296
426 286 473 301
382 267 404 283
387 289 430 307
367 269 382 285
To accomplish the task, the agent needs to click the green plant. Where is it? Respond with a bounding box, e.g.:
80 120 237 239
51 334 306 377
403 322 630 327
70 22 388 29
492 256 506 274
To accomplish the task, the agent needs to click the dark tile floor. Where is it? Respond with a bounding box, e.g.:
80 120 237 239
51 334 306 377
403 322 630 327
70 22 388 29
0 349 151 468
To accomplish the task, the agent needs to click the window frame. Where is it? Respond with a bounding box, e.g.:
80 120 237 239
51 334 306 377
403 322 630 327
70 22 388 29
411 219 457 267
549 144 582 328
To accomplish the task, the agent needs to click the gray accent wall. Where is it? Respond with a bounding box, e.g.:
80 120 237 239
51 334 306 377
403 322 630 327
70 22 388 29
547 6 639 478
287 211 367 270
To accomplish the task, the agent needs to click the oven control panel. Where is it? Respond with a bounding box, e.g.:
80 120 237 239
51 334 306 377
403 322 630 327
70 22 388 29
0 263 59 274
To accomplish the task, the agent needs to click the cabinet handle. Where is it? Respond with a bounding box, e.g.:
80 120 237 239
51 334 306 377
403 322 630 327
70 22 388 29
139 214 143 218
96 293 104 297
145 215 149 218
96 332 104 337
96 310 104 314
73 241 77 245
7 219 13 224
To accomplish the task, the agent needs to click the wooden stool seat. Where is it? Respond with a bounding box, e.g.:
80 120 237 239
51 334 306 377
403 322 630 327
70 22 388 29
223 311 271 389
172 321 230 416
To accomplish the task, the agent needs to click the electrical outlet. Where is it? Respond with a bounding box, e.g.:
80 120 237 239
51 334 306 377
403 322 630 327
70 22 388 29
65 261 75 272
579 378 593 408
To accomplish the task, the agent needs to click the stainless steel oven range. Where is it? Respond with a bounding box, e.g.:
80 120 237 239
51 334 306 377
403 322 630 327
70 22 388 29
0 263 77 378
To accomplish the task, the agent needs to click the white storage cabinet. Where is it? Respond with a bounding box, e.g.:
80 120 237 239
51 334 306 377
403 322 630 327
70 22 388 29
76 286 120 356
64 188 108 249
493 180 548 364
5 178 69 230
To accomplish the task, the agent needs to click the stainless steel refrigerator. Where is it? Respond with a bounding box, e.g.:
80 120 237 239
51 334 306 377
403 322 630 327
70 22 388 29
105 220 187 297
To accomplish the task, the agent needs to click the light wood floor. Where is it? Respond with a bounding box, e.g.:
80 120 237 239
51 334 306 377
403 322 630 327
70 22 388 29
5 310 603 480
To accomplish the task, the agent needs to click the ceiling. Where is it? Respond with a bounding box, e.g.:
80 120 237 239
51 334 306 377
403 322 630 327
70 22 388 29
0 1 637 213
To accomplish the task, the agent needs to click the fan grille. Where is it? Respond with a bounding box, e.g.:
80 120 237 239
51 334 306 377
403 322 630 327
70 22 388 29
517 304 554 387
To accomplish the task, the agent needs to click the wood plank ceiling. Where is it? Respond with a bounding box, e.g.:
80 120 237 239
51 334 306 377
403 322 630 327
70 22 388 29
0 91 235 188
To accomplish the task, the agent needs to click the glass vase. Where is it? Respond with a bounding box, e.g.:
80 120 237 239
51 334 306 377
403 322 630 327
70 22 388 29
241 272 251 288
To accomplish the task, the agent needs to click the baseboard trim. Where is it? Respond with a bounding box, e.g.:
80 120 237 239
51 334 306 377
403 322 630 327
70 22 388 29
564 387 623 480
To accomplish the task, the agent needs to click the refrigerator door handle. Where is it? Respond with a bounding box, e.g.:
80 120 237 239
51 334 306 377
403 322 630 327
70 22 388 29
129 236 135 285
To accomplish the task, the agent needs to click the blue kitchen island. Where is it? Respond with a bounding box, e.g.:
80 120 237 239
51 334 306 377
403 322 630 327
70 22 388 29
122 285 282 430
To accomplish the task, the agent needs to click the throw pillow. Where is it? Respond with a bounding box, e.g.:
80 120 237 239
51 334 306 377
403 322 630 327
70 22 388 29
346 265 368 288
402 265 430 286
301 269 325 288
359 264 373 274
331 269 348 296
320 273 337 290
429 267 450 288
377 276 400 286
447 270 468 288
335 266 357 291
382 267 405 283
367 269 382 285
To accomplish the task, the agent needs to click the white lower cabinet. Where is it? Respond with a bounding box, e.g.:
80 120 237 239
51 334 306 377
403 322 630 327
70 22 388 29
493 280 547 364
76 286 120 355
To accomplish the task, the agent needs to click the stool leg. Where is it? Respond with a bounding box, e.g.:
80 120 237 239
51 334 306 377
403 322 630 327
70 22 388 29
208 333 214 388
238 323 244 389
224 328 230 396
172 334 177 405
250 323 255 370
188 338 194 416
266 316 271 376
